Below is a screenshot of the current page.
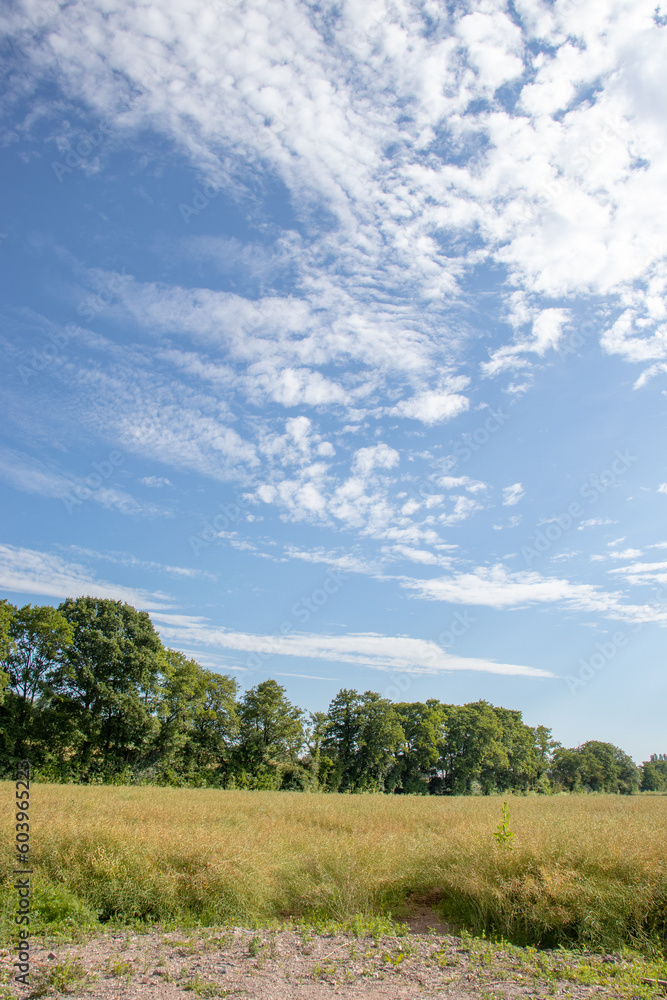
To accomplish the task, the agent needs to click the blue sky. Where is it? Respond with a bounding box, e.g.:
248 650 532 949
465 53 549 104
1 0 666 762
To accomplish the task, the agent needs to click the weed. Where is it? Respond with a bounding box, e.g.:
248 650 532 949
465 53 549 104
381 949 406 966
492 801 514 848
105 955 134 978
181 972 227 997
247 934 262 957
311 960 338 981
28 958 89 996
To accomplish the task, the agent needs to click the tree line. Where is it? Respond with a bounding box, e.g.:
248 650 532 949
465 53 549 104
1 597 664 794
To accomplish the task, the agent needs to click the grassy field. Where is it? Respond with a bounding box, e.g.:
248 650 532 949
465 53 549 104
2 784 666 954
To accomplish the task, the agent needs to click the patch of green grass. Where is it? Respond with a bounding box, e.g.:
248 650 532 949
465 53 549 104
0 877 98 948
104 955 134 978
247 933 262 957
28 957 90 997
433 930 667 1000
180 972 231 996
0 962 17 1000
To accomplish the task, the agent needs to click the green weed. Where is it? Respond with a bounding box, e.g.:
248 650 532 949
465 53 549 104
28 957 89 996
492 800 514 847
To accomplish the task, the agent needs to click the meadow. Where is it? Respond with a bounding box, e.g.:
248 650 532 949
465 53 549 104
2 784 666 954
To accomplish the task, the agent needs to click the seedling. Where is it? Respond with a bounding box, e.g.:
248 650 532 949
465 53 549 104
493 801 514 848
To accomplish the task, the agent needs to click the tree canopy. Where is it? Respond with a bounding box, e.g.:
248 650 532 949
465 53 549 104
0 597 652 793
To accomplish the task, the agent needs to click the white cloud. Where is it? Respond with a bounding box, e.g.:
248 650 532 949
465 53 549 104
7 0 667 400
391 386 470 425
352 443 400 476
62 545 216 581
502 482 525 506
578 518 617 529
283 546 379 576
400 563 667 624
386 545 442 566
140 476 172 488
0 544 173 609
482 309 571 378
150 612 553 679
608 559 667 587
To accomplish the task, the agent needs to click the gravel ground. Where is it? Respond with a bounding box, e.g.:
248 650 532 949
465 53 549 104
1 915 624 1000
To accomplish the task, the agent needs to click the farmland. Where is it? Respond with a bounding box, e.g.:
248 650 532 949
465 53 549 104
2 785 666 955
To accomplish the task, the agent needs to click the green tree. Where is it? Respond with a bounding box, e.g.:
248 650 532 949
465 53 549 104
552 741 639 794
146 650 239 784
388 700 445 793
352 692 404 792
234 679 303 786
300 710 331 790
641 755 667 791
532 725 558 792
487 707 547 793
0 599 16 707
53 597 165 778
0 604 74 766
436 701 505 794
322 688 362 791
322 689 404 792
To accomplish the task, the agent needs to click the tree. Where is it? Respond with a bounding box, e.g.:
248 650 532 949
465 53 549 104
551 741 640 794
53 597 165 778
391 700 446 794
0 603 74 765
146 650 239 784
322 689 404 792
234 680 303 784
532 725 558 792
436 702 506 794
322 688 362 791
641 756 667 792
300 711 331 790
354 692 404 792
487 707 545 793
0 599 15 707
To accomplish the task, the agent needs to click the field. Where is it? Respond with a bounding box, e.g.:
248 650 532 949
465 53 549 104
2 784 667 958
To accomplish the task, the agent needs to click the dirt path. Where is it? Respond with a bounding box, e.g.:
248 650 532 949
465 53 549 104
2 920 619 1000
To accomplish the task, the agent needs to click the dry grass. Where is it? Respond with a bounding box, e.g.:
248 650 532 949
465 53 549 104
2 784 666 952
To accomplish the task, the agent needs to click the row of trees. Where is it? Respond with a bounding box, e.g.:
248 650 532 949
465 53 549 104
1 597 663 794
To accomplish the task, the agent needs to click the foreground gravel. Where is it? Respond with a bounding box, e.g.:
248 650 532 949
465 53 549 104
1 918 629 1000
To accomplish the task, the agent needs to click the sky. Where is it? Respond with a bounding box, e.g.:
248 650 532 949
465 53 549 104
1 0 666 764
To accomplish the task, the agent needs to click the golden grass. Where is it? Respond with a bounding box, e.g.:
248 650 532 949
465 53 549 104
2 784 666 951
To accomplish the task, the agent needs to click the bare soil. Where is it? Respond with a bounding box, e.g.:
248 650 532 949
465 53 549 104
1 916 619 1000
